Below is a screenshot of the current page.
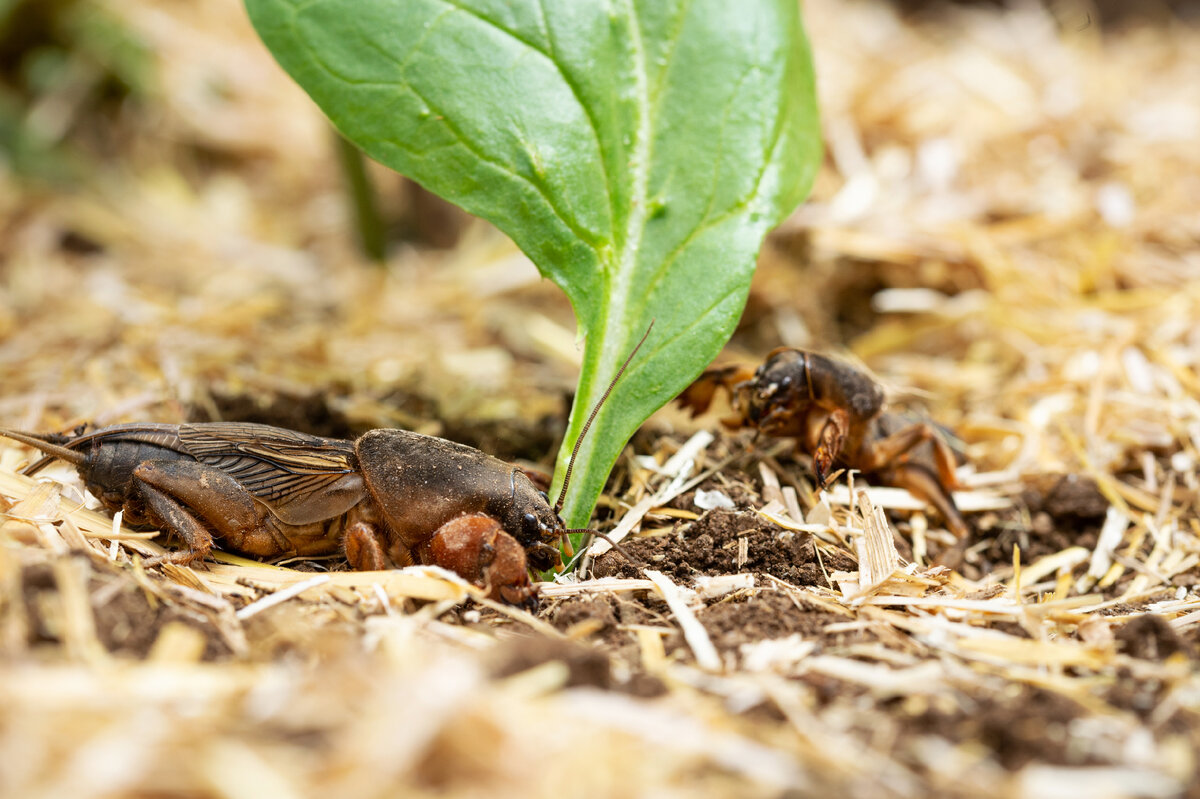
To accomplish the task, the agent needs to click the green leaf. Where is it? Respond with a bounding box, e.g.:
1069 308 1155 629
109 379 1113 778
245 0 820 528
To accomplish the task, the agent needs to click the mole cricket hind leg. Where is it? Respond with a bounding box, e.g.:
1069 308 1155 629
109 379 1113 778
135 482 215 565
132 460 280 561
877 462 969 540
858 421 964 491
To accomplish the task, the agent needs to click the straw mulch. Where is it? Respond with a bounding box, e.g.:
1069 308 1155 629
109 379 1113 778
1 1 1198 797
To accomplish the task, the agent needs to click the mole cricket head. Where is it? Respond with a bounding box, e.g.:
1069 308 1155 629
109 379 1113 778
502 476 565 572
734 347 811 432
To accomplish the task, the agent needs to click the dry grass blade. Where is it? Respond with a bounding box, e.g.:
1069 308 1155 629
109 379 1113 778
585 430 715 559
645 569 721 672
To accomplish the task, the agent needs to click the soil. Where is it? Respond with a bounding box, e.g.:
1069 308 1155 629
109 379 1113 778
20 557 232 660
896 685 1089 770
697 591 869 655
591 508 857 587
1114 614 1193 662
192 391 364 441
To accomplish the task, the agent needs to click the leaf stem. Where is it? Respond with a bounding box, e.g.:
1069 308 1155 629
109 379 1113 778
334 131 386 263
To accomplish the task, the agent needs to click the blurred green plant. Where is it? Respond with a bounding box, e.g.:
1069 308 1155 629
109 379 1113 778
245 0 821 535
0 0 150 182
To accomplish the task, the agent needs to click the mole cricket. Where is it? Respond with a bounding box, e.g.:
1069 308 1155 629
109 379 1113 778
678 347 969 538
1 328 653 607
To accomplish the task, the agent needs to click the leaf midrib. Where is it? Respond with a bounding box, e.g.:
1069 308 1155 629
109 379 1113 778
601 0 660 357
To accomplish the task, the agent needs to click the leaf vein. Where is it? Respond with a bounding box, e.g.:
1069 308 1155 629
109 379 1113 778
434 0 614 242
400 81 599 247
639 65 759 301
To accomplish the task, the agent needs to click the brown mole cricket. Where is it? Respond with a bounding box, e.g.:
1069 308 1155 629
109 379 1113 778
1 422 552 607
1 328 653 607
678 348 969 538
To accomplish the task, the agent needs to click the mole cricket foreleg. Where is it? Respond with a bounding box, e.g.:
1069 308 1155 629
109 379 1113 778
808 408 850 488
